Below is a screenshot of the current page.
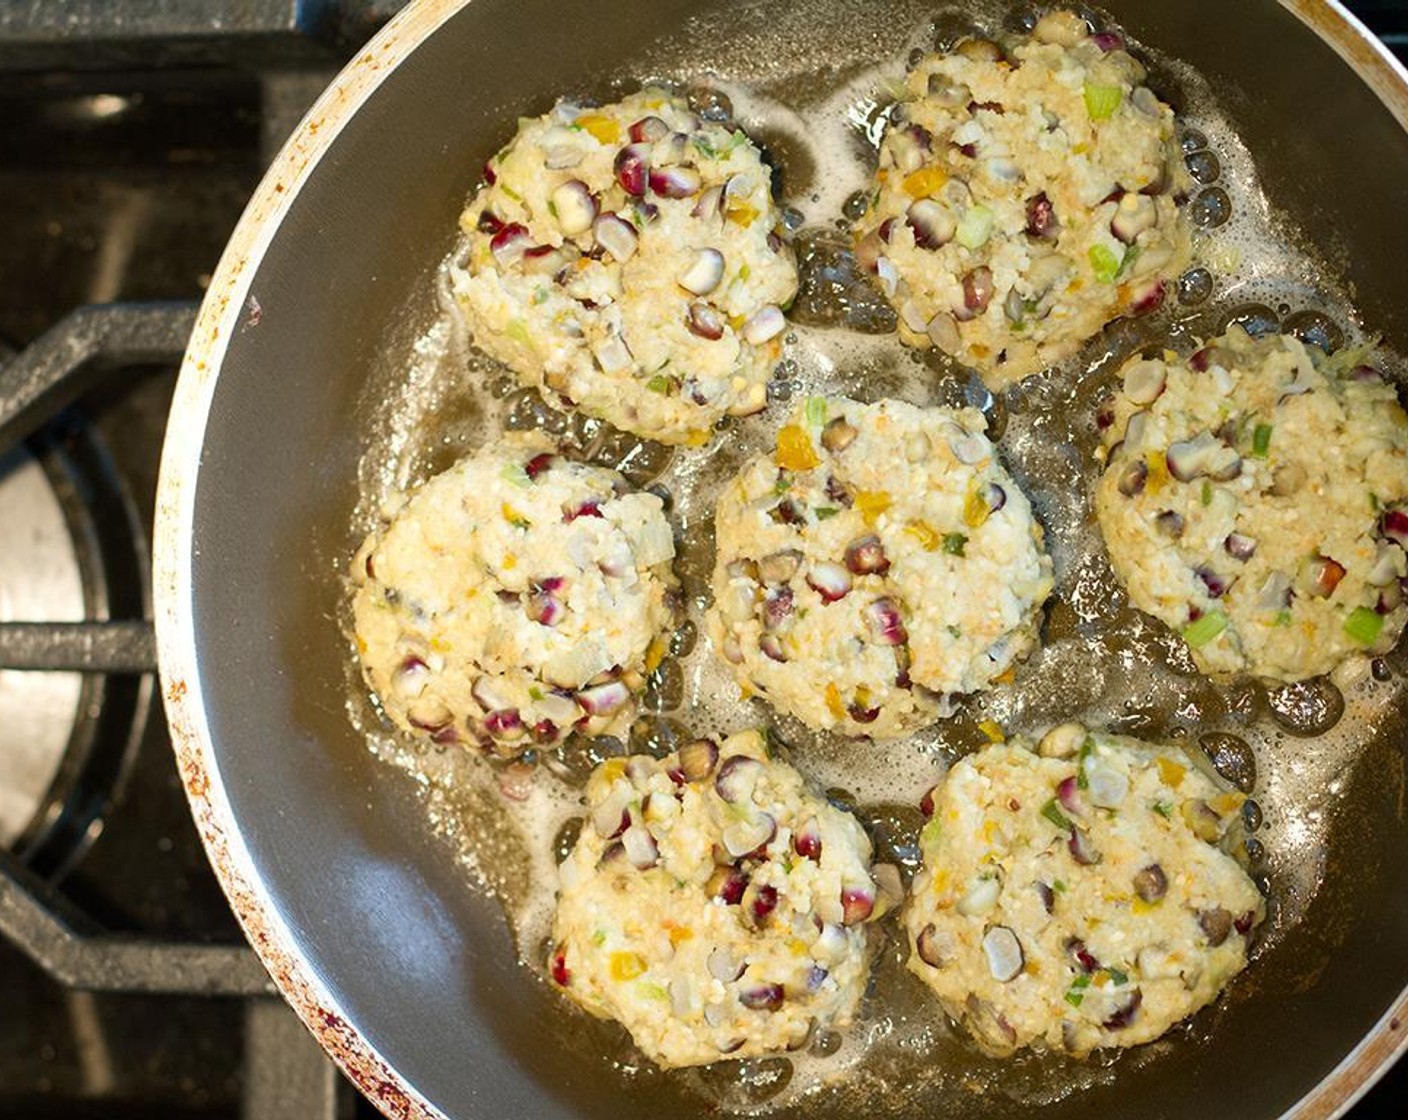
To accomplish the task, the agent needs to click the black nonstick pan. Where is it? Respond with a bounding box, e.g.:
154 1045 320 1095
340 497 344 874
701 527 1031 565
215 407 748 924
155 2 1408 1117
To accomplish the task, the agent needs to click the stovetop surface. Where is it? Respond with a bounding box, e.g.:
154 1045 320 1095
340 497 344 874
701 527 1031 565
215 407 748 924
0 3 1405 1117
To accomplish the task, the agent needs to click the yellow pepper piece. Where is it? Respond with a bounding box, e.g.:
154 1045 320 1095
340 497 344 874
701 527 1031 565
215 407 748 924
1145 451 1169 495
1210 791 1246 815
667 925 694 947
963 486 991 529
726 201 760 227
644 635 669 673
905 520 942 551
599 760 627 786
576 114 621 144
1156 756 1186 788
609 951 647 981
776 425 821 471
855 489 893 527
978 719 1005 743
825 683 846 721
902 166 949 199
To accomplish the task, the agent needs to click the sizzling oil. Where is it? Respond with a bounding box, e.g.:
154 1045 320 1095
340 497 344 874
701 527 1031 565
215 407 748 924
343 4 1408 1115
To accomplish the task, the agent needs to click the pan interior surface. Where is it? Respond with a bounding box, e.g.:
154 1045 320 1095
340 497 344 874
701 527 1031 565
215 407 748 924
175 2 1408 1118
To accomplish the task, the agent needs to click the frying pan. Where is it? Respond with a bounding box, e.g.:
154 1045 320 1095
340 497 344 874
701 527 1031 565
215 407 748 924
154 1 1408 1117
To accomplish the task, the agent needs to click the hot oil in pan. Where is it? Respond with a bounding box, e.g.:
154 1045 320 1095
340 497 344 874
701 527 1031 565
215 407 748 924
343 3 1408 1114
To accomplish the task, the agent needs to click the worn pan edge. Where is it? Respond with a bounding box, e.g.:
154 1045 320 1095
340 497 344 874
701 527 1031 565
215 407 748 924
151 2 1408 1118
154 1 467 1116
1284 0 1408 133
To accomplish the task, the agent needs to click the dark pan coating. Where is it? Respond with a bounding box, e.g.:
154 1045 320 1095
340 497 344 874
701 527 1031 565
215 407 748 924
158 1 1408 1118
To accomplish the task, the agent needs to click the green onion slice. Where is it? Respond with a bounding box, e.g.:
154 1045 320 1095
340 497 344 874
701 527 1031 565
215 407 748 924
1182 610 1228 649
1040 798 1073 832
1345 606 1385 646
955 205 995 250
1089 244 1122 284
1084 83 1124 120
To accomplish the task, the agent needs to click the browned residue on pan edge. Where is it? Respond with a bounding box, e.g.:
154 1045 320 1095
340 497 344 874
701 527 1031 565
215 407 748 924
165 677 424 1119
1271 8 1408 1110
1286 0 1408 134
153 2 470 1119
1292 999 1408 1120
154 2 1408 1119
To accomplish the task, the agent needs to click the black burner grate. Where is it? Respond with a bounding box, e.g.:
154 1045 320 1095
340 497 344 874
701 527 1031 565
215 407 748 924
0 303 346 1118
0 4 402 1116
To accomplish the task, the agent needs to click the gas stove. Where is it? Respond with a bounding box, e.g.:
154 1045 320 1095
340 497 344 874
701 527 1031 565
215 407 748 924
0 3 1404 1118
0 8 398 1116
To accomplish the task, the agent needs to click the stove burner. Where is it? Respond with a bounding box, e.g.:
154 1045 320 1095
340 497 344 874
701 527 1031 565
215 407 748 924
0 306 344 1120
0 446 86 847
0 5 395 1115
0 307 184 877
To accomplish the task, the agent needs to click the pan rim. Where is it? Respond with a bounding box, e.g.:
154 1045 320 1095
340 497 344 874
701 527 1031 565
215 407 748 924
155 2 467 1115
152 2 1408 1118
